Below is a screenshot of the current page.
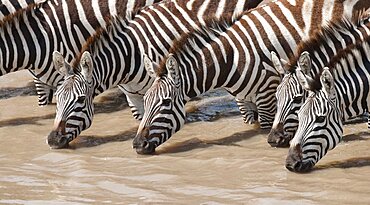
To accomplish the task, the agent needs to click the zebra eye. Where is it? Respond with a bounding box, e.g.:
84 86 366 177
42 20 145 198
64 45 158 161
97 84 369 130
162 99 172 107
315 115 326 123
77 96 86 104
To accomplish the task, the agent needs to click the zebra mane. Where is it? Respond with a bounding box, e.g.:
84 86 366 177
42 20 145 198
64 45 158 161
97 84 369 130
0 0 47 28
287 10 370 73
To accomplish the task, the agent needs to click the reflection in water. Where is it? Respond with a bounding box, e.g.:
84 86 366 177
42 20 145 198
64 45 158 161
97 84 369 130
1 72 370 204
68 127 138 149
157 128 269 154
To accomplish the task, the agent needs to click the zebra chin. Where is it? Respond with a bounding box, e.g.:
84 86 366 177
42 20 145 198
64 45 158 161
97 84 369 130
285 144 315 173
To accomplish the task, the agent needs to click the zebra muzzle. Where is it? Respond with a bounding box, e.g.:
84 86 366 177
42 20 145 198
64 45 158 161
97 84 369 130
285 144 314 173
47 121 70 149
132 137 156 155
133 127 157 155
267 123 291 147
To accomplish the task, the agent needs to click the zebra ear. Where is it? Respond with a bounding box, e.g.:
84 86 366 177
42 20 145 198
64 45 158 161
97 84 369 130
271 51 286 75
166 54 180 84
298 51 311 75
80 51 94 82
143 54 159 78
52 51 74 77
296 68 315 91
320 67 335 97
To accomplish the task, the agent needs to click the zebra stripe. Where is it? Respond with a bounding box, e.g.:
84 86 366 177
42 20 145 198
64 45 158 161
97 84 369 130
268 15 370 147
286 37 370 172
133 0 370 154
0 0 160 106
46 0 261 149
0 0 44 19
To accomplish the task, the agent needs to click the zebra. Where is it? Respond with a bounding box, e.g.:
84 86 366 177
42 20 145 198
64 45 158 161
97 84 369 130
133 0 370 154
285 35 370 172
46 0 262 149
0 0 160 106
267 13 370 147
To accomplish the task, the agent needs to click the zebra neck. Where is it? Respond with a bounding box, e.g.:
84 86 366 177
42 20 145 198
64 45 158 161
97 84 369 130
331 41 370 121
86 20 149 96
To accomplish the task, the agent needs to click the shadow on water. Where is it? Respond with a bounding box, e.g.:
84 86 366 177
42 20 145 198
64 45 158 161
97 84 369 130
66 121 267 152
0 113 55 127
0 83 37 100
315 157 370 170
343 131 370 142
156 128 269 154
68 126 138 149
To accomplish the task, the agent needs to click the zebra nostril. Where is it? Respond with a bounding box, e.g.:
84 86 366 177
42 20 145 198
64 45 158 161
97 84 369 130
58 136 68 145
142 140 149 149
293 161 302 171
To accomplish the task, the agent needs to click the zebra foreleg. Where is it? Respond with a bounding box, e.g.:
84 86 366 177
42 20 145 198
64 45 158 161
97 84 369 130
33 78 55 106
118 85 144 120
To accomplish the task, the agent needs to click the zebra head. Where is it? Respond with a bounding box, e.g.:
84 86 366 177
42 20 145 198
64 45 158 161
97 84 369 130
268 52 311 147
286 67 343 173
47 51 94 149
133 54 186 154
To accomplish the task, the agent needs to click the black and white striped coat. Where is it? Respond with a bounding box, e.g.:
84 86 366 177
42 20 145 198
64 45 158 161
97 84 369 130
0 0 159 106
267 14 370 147
133 0 370 154
286 34 370 172
46 0 260 149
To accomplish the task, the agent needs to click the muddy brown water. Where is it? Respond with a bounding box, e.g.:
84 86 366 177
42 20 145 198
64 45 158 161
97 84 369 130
0 71 370 204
